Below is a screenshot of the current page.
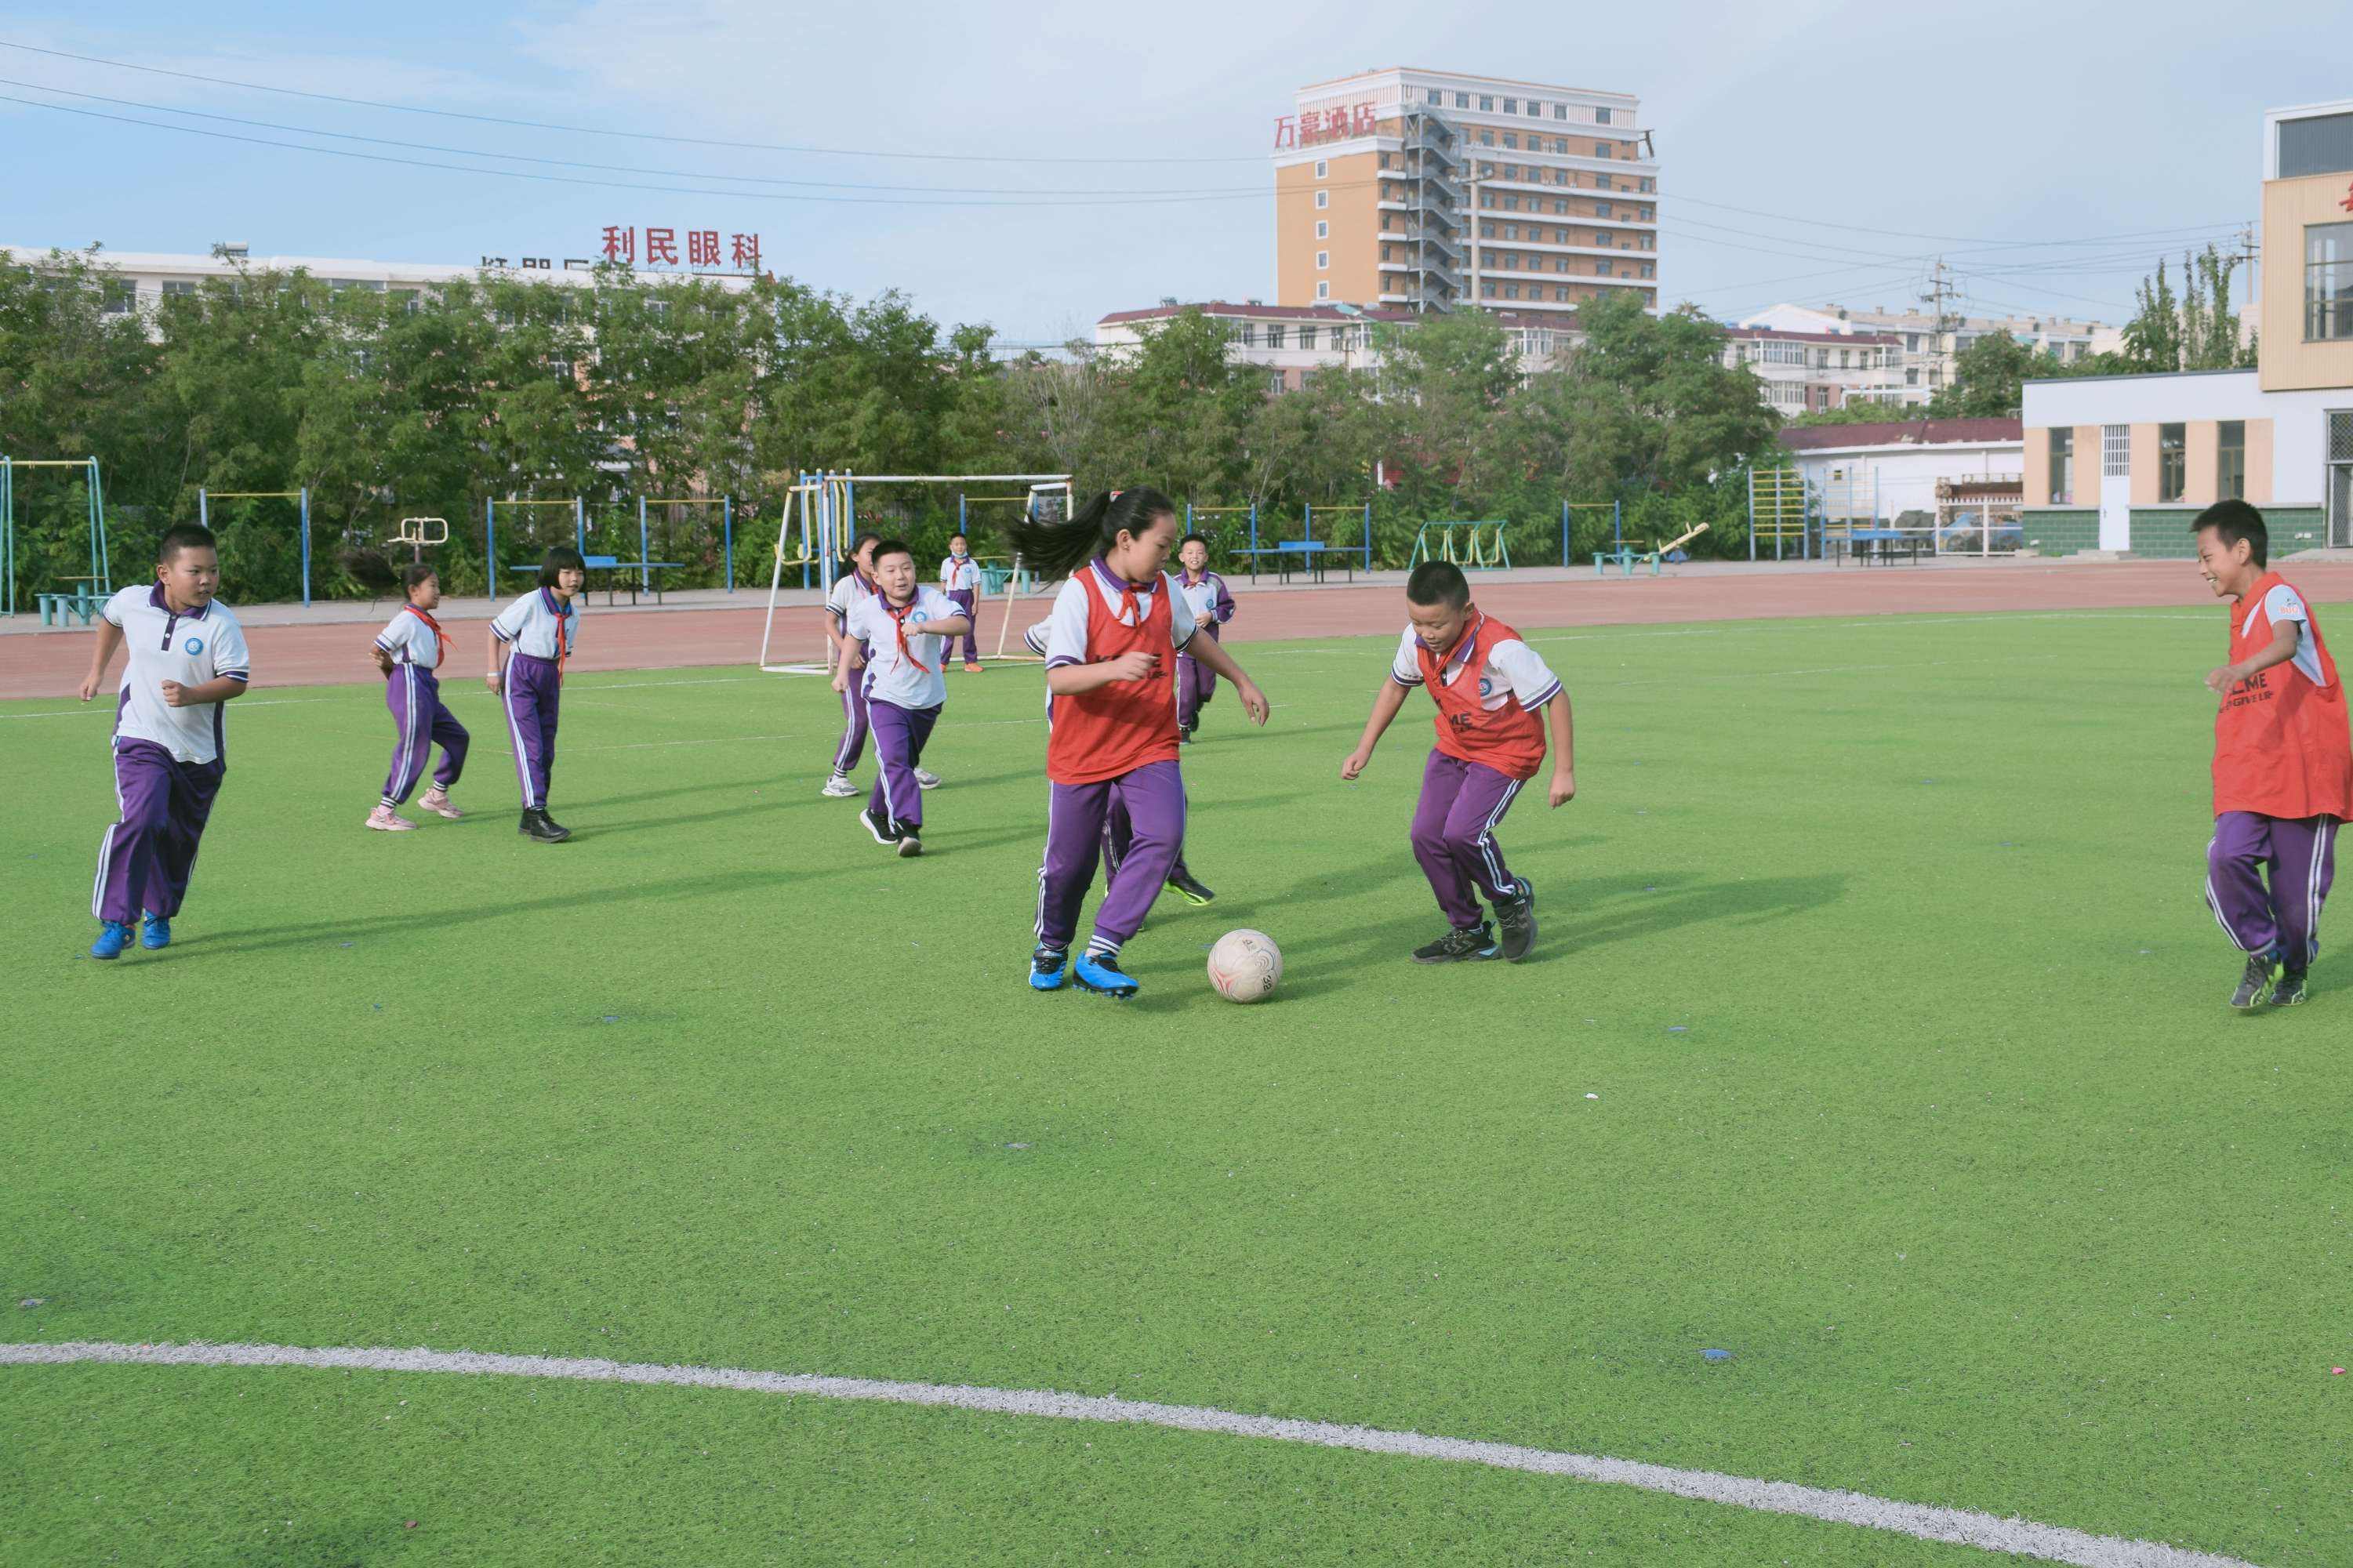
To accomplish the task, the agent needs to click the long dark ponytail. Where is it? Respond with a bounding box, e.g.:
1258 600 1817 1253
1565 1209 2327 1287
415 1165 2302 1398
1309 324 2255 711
1008 487 1176 579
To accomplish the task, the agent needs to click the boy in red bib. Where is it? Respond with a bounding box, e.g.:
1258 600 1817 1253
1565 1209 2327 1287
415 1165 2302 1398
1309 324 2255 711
1011 488 1270 998
1342 561 1575 964
2194 501 2353 1007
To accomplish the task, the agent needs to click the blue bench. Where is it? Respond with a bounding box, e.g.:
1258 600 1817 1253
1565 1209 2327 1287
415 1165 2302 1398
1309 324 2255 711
508 555 684 604
38 579 108 626
1234 539 1353 585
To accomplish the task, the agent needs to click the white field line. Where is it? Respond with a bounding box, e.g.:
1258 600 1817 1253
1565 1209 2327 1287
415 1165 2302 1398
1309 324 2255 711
0 1340 2257 1568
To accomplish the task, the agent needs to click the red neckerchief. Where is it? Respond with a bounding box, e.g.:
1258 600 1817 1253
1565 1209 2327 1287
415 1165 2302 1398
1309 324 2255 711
403 603 452 667
542 587 573 677
883 593 931 673
1094 557 1146 626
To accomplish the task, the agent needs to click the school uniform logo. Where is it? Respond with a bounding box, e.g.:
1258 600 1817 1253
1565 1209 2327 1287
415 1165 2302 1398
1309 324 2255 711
1477 676 1494 697
183 637 205 655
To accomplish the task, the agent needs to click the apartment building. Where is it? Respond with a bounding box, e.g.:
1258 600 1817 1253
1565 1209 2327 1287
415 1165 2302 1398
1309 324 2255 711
1272 67 1658 318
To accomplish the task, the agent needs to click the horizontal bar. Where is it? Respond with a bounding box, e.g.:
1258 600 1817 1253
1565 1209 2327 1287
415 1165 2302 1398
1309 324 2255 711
642 498 728 506
0 459 99 467
203 491 303 499
817 474 1071 484
487 499 582 507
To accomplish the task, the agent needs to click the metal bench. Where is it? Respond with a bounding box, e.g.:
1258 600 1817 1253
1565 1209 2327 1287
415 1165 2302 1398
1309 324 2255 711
1234 540 1353 585
38 578 108 626
508 556 684 604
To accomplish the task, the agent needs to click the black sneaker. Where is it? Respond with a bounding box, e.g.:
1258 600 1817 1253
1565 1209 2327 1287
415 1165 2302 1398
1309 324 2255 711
895 822 923 858
2229 950 2280 1010
539 807 572 840
2272 968 2309 1007
859 807 901 845
1413 923 1499 964
522 808 569 844
1165 865 1216 906
1494 879 1537 963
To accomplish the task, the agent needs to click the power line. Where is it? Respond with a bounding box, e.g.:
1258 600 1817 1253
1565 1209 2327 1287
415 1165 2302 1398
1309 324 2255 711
0 75 1258 197
0 38 1269 165
0 93 1284 209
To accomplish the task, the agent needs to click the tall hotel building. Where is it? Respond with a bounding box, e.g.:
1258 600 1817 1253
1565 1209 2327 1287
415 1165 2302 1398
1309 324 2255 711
1272 67 1659 318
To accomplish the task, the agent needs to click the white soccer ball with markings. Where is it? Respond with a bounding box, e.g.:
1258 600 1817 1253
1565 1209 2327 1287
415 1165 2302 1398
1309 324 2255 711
1207 929 1283 1004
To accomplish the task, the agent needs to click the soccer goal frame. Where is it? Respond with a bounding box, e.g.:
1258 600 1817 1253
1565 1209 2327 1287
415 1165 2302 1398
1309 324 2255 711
757 470 1072 675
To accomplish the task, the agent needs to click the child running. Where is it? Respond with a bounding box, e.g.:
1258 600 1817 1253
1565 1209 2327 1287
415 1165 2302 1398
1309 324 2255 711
1011 488 1269 998
1172 533 1236 742
78 524 252 960
836 539 970 856
1025 613 1218 906
939 532 985 674
367 564 468 831
2194 500 2352 1007
1340 561 1574 964
824 532 942 798
488 545 583 843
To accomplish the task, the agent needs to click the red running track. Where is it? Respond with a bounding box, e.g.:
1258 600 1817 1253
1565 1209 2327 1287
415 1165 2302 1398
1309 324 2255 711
6 561 2347 702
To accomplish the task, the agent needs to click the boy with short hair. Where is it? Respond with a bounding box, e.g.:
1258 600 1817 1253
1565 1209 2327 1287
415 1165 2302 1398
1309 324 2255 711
78 524 252 960
1341 561 1574 964
2193 500 2351 1007
837 539 970 856
367 563 467 831
1172 533 1236 742
939 532 985 674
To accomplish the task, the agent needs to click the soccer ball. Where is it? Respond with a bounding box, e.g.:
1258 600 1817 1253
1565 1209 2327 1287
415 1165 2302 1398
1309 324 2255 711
1207 929 1283 1004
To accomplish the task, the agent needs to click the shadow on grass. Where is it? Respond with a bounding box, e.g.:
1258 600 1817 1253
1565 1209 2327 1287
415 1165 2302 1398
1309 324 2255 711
167 866 823 959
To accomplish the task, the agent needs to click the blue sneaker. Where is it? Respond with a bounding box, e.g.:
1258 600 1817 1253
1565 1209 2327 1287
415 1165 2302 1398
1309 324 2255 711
141 913 172 950
1073 952 1139 999
90 920 134 960
1029 944 1069 991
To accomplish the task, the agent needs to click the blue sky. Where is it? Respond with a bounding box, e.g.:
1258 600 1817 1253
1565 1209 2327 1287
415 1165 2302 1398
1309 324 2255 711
1 0 2343 345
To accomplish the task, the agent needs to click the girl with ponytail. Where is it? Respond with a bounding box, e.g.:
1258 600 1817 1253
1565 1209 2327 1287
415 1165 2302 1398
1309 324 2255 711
1021 488 1270 998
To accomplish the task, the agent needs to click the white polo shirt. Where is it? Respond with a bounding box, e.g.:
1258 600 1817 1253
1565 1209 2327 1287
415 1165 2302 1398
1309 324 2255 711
1389 621 1563 711
940 555 982 595
374 605 447 670
102 585 251 764
2249 582 2329 688
490 587 580 662
1040 562 1196 671
844 586 962 710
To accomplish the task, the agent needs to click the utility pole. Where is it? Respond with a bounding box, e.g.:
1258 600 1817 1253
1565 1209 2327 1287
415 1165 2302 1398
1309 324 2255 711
1920 256 1955 394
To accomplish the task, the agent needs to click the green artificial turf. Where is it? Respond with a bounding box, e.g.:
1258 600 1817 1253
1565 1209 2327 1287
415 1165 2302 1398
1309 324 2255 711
3 603 2349 1566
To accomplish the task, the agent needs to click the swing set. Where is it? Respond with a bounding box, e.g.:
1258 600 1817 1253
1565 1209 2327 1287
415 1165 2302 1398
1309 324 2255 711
2 456 110 622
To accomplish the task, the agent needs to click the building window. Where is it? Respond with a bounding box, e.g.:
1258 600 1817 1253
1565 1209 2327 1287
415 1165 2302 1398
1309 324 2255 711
1314 159 1328 179
1316 189 1329 209
1267 325 1285 348
1314 281 1328 300
1316 220 1328 239
101 281 136 315
1905 368 1919 387
1238 322 1257 347
1481 281 1496 298
1479 96 1494 111
1479 131 1494 147
1316 251 1328 269
1594 201 1613 217
1505 283 1521 299
2279 111 2353 178
2307 222 2353 340
1454 92 1469 107
1905 332 1921 351
1479 223 1494 238
161 279 198 299
1527 100 1542 118
2218 420 2246 501
1596 173 1614 190
1596 230 1614 246
2049 426 2074 504
1504 196 1520 211
1639 263 1653 278
1554 286 1569 301
1596 143 1612 158
1501 98 1516 113
2158 423 2187 500
1301 325 1318 348
1503 136 1518 152
1596 260 1614 277
1552 200 1567 215
1596 107 1611 125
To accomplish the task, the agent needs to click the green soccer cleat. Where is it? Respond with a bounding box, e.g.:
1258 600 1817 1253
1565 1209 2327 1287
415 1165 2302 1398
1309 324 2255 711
1494 879 1537 963
1164 866 1216 906
1413 924 1499 964
2229 950 2280 1010
2271 968 2309 1007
